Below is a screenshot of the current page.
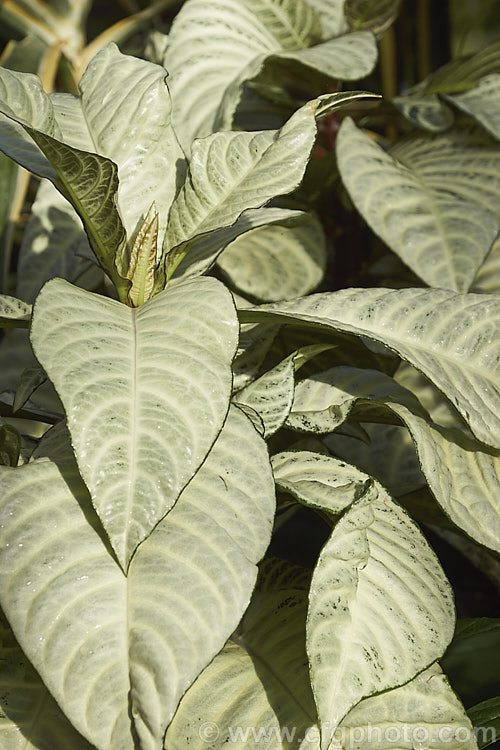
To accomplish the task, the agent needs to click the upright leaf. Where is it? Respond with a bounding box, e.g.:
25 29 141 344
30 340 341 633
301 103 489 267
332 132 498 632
30 277 238 568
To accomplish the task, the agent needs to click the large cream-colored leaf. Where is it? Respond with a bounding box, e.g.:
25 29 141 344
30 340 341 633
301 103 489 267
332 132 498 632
0 457 131 750
0 65 60 179
218 211 326 301
71 43 185 245
308 482 455 745
30 276 238 568
0 406 275 749
337 663 476 750
472 236 500 293
165 562 316 749
165 0 374 149
128 405 275 748
167 561 468 750
0 608 94 750
0 66 129 295
240 287 500 448
337 118 500 292
17 180 101 303
164 0 319 148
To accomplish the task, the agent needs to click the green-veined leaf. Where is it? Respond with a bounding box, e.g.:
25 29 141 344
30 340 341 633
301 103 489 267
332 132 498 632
218 211 326 302
308 481 455 744
30 276 238 568
337 118 500 292
240 287 500 448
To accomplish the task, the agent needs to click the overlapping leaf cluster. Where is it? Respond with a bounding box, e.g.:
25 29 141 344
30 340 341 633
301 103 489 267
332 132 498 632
0 0 498 749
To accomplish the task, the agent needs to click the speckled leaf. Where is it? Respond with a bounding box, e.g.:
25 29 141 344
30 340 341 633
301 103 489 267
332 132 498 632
30 276 238 569
287 366 427 433
240 287 500 449
0 293 30 328
308 481 455 745
337 118 500 292
272 450 370 513
218 211 326 302
166 561 466 750
161 98 326 278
